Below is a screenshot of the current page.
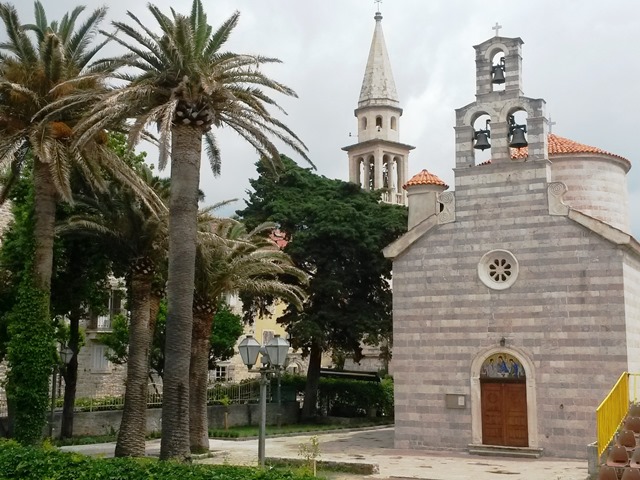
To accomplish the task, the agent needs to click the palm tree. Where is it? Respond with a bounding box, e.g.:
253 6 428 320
76 0 310 460
190 217 306 452
60 167 169 457
0 2 161 293
0 1 165 443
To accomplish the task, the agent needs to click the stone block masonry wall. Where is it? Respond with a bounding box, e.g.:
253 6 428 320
393 160 630 459
37 402 300 438
551 155 630 233
623 254 640 376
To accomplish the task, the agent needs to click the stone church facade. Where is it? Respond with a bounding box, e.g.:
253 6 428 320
382 33 639 459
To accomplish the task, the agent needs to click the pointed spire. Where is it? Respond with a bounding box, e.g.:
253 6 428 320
358 11 399 108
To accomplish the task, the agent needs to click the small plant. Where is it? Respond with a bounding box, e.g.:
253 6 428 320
297 435 320 477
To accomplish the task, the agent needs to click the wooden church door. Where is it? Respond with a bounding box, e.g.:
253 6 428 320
480 354 528 447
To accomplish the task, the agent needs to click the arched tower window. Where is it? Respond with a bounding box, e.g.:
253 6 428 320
390 116 397 130
375 116 383 131
508 109 529 156
472 113 492 166
490 51 505 92
361 117 368 130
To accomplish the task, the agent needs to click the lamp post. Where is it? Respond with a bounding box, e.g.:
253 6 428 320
238 334 289 467
49 344 74 438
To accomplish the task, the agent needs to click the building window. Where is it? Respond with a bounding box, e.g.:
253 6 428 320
210 365 229 383
90 343 111 373
478 249 519 290
262 329 275 346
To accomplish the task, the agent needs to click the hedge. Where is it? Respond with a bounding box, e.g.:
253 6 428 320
0 439 314 480
277 374 394 417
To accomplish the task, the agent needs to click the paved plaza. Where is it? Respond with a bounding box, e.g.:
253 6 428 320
62 426 589 480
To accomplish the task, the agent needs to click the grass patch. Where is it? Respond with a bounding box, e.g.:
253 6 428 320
209 419 391 439
267 458 378 476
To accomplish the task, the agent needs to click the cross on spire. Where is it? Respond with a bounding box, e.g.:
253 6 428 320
492 22 502 37
547 116 557 134
375 0 382 13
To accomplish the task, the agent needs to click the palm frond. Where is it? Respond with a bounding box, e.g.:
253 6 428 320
204 130 220 176
203 11 239 58
0 3 38 64
67 6 107 68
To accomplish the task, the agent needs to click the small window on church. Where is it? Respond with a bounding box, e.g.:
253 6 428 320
362 117 367 130
375 116 383 130
478 249 519 290
390 116 397 130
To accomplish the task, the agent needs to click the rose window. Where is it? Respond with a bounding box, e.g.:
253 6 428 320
478 250 519 290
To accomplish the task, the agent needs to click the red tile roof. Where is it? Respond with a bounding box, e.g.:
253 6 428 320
269 230 288 249
510 133 628 162
403 169 448 190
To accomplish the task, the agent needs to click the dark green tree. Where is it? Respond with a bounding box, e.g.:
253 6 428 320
237 156 407 418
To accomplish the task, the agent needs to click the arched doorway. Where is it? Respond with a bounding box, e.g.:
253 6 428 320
470 347 539 448
480 353 527 446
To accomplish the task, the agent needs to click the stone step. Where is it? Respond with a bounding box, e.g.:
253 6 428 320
468 444 544 459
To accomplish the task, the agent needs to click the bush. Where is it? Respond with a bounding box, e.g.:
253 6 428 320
0 439 315 479
278 374 394 418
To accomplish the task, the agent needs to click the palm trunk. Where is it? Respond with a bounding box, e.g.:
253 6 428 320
189 308 215 453
32 158 57 293
160 124 202 461
301 340 323 419
115 271 152 457
60 308 81 439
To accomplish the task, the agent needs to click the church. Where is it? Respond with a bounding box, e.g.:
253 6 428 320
346 11 638 459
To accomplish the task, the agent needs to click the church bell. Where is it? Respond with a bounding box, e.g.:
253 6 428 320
508 115 528 148
491 57 506 84
473 119 491 151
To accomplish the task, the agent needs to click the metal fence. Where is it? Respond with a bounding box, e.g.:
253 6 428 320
596 372 639 457
37 379 265 414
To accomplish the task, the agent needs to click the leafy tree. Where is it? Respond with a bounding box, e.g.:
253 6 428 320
75 0 310 460
237 156 407 418
0 184 55 444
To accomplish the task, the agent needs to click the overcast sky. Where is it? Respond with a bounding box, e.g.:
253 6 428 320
10 1 640 234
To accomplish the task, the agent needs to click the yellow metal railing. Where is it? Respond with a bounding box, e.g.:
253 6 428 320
596 372 631 457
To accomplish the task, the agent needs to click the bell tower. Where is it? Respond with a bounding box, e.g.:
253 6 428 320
342 9 413 206
454 33 549 168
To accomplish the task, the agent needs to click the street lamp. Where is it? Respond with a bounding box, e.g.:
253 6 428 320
49 344 74 438
238 334 289 467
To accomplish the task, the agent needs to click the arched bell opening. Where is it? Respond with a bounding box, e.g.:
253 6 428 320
355 156 364 187
361 117 368 130
472 112 492 165
390 116 397 130
382 154 392 190
507 109 529 155
375 115 383 132
490 51 506 92
361 155 374 191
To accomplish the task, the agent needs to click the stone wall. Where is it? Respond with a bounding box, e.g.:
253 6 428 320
551 155 630 233
392 160 632 459
40 401 300 438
